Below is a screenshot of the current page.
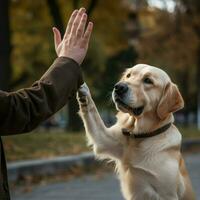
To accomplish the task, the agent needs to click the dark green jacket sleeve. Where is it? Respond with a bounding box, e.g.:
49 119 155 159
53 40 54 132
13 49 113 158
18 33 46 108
0 57 83 135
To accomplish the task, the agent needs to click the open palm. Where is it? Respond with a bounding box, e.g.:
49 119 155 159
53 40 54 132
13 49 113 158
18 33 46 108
52 8 93 65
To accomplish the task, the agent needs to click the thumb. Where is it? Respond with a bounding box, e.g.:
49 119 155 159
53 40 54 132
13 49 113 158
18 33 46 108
52 27 62 49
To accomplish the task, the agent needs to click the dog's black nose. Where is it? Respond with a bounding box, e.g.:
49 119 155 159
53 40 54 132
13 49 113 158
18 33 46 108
114 82 128 95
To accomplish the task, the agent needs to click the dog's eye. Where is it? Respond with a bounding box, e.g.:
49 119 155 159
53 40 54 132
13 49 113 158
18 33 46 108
126 73 131 78
143 77 153 84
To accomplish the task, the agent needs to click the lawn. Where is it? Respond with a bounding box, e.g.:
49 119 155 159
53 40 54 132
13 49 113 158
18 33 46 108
2 126 200 162
3 130 89 162
177 126 200 138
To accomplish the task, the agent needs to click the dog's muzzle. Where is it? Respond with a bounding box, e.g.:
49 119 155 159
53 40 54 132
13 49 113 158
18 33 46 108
114 82 128 97
113 82 144 116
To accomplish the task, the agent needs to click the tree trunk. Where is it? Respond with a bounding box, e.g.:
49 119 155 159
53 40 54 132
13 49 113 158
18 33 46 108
0 0 11 91
46 0 64 33
180 70 189 126
67 96 82 131
47 0 98 131
87 0 98 17
192 25 200 129
196 45 200 129
47 0 82 131
73 0 98 17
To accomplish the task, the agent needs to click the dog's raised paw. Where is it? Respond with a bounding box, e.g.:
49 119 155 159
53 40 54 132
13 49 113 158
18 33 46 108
78 83 91 97
77 83 91 104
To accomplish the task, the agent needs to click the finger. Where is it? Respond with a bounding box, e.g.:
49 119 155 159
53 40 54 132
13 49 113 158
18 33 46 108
76 13 87 39
70 7 86 37
81 22 93 48
52 27 62 49
65 9 78 37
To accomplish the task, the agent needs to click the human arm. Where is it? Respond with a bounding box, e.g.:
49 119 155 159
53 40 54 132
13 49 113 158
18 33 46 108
0 8 93 135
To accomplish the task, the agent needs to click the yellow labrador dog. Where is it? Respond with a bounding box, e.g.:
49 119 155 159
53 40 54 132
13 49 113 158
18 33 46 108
77 64 195 200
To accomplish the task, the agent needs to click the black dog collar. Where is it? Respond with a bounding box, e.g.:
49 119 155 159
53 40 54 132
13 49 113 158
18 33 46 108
122 123 172 139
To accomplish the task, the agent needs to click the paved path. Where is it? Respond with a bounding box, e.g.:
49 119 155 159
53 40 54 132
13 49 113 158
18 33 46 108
11 154 200 200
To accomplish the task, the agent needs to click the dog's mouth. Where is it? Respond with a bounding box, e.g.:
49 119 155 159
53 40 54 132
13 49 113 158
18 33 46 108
115 98 144 116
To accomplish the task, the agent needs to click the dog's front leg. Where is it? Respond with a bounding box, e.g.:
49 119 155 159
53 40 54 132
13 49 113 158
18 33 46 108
77 83 123 160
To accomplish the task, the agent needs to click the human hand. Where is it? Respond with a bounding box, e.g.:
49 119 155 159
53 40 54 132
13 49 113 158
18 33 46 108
52 8 93 65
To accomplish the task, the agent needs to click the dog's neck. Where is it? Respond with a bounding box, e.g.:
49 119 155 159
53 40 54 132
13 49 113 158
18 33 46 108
133 113 174 135
118 111 174 135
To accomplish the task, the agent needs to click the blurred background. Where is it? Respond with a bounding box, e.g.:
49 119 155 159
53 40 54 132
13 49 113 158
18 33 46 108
0 0 200 159
1 0 200 130
1 0 200 161
1 1 200 199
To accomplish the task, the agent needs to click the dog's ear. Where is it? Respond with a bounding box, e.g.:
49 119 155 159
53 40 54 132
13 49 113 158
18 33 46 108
157 82 184 120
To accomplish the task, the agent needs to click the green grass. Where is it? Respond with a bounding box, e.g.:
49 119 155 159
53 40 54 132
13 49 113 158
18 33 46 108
2 126 200 162
2 130 89 162
177 126 200 138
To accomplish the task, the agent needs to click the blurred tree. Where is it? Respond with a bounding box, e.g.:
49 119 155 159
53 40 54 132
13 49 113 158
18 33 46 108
0 0 11 90
47 0 64 33
59 0 130 129
73 0 98 17
10 0 53 87
9 0 131 130
46 0 82 131
175 0 200 128
134 2 198 125
46 0 100 131
67 0 99 131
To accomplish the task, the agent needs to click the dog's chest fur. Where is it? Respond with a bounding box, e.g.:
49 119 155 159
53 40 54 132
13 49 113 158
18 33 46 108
115 129 184 200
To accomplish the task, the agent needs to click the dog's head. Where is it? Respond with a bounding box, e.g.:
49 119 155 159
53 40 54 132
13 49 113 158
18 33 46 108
112 64 184 120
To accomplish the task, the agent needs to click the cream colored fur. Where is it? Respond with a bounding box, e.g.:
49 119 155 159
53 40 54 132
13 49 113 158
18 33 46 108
77 64 195 200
